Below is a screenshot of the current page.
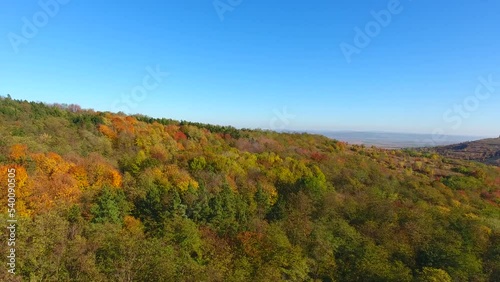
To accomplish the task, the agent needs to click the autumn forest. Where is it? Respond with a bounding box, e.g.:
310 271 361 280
0 96 499 281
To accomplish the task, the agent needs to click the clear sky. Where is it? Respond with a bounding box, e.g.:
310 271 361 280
1 0 499 136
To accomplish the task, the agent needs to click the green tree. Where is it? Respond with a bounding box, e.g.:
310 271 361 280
90 187 128 224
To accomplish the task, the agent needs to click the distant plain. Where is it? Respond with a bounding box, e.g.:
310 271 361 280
316 131 489 149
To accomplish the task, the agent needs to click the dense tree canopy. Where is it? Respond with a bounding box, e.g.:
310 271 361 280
0 96 499 281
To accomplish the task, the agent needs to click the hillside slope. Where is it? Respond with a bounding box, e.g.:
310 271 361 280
0 96 499 281
426 138 500 166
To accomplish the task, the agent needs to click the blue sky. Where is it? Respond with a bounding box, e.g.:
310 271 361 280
1 0 499 136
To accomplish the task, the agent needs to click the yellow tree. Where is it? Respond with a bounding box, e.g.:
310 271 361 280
83 153 122 190
9 144 28 162
0 165 32 217
29 152 81 212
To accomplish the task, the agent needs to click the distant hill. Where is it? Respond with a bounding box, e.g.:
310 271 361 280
425 137 500 166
